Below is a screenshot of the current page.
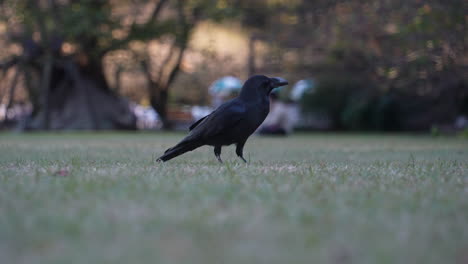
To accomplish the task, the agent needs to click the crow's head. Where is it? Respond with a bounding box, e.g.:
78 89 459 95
240 75 288 99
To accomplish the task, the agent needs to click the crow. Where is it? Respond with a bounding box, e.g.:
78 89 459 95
157 75 288 163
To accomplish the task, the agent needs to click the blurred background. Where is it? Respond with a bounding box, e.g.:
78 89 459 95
0 0 466 133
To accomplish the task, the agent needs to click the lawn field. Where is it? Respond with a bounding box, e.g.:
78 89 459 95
1 132 467 264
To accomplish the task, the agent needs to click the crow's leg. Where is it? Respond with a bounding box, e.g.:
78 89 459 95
214 145 223 163
236 142 247 163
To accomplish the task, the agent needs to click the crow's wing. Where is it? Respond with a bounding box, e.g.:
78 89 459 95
189 116 207 131
188 99 246 139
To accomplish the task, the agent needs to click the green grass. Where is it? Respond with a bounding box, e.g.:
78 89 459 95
1 132 467 264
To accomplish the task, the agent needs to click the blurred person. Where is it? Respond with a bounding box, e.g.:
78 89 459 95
258 92 299 136
290 79 315 101
209 76 242 108
132 99 162 130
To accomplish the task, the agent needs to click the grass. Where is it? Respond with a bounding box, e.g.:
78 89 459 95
0 132 467 264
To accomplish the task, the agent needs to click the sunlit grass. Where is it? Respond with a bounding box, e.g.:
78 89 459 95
0 132 467 264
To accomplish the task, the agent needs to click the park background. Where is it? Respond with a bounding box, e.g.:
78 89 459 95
0 0 466 133
1 1 467 264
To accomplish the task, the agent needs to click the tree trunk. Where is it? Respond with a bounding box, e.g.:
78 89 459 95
149 85 171 130
40 52 53 130
248 34 257 76
141 0 192 130
1 65 20 127
22 56 137 131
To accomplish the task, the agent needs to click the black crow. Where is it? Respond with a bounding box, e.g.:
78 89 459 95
157 75 288 163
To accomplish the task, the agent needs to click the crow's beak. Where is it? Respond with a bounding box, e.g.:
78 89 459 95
270 77 289 88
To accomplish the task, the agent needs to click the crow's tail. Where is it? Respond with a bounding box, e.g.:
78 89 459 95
157 139 201 162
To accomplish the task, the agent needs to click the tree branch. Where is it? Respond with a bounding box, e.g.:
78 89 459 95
101 0 170 55
0 57 19 71
162 0 191 88
140 58 155 94
149 0 168 22
156 42 178 85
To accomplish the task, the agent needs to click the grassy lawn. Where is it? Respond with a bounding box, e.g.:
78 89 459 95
1 132 467 264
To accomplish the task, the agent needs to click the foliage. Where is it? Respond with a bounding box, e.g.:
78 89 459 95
300 47 400 130
1 0 466 130
245 0 467 130
0 0 239 129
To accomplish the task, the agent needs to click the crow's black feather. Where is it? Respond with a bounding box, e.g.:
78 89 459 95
157 75 288 163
